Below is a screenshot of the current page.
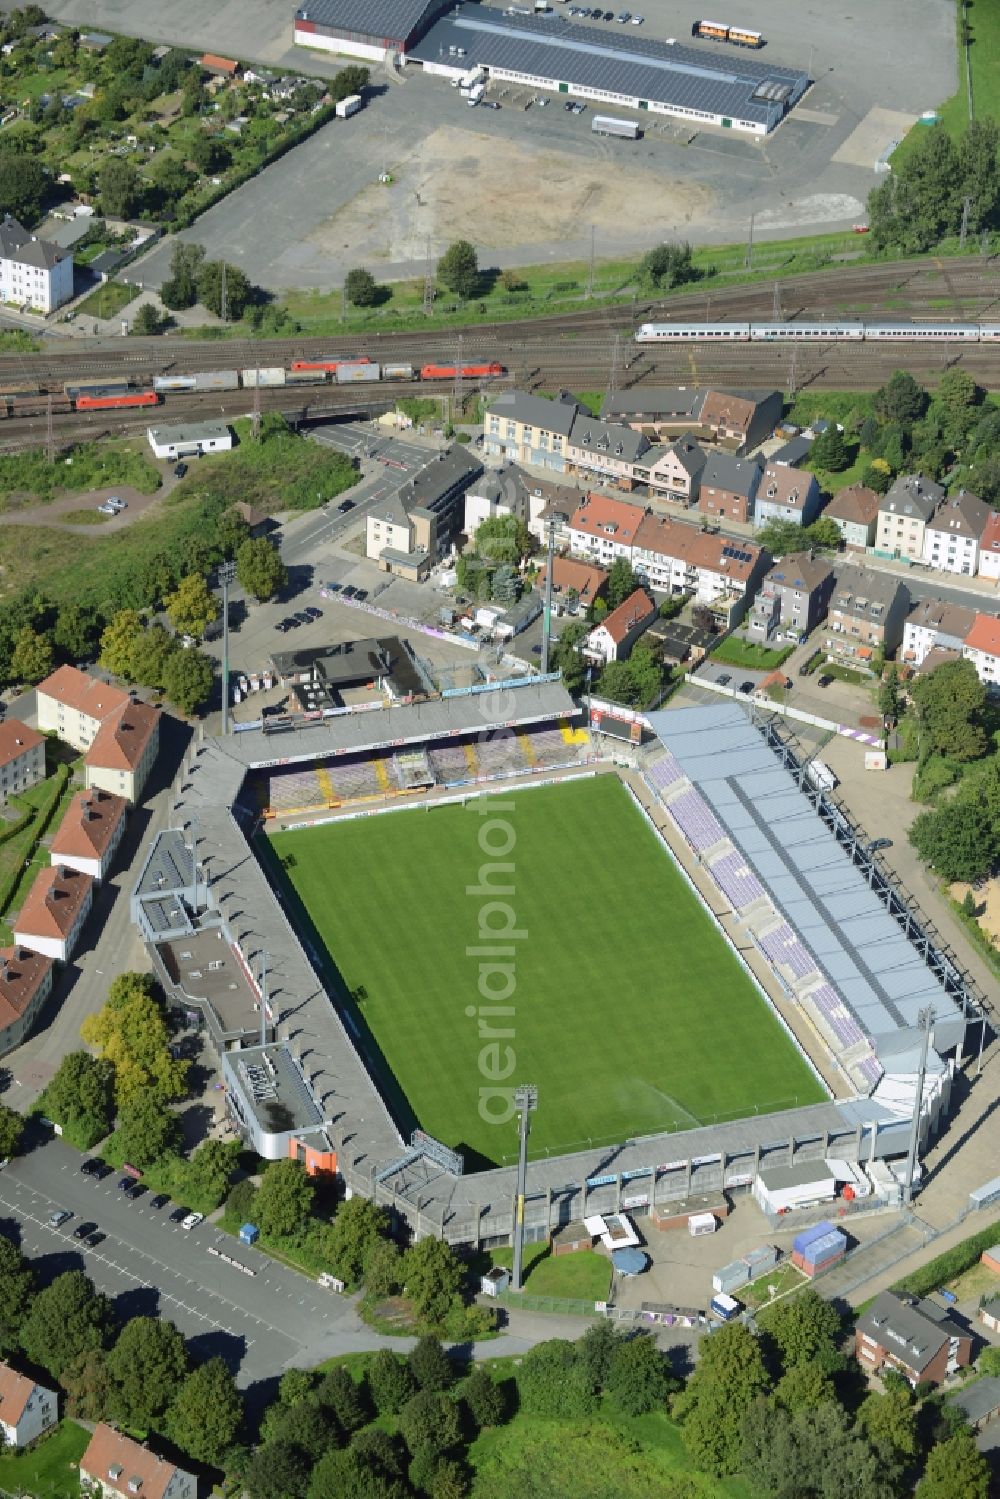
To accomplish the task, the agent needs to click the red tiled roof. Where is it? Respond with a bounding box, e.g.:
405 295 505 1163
760 465 814 510
633 513 763 583
14 865 92 941
826 484 881 527
569 493 643 545
979 511 1000 555
0 719 43 770
965 612 1000 658
86 701 159 773
49 789 127 863
598 587 656 645
0 947 52 1033
200 52 239 72
0 1362 45 1427
36 666 129 722
81 1425 192 1499
537 556 608 599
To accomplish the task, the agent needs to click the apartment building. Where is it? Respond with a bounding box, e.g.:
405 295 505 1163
921 490 989 577
367 447 483 580
567 493 644 566
901 599 977 669
824 570 910 666
564 411 648 487
49 788 128 882
13 864 94 963
754 463 821 529
875 476 943 562
600 387 781 450
80 1425 196 1499
631 515 767 625
0 215 73 313
979 511 1000 583
632 438 707 505
697 451 762 525
855 1291 972 1387
963 612 1000 693
0 947 54 1059
0 720 45 805
747 551 834 643
825 483 881 551
584 588 657 665
483 391 582 473
0 1364 57 1447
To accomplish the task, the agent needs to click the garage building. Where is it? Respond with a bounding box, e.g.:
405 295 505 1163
147 421 233 462
293 0 455 63
410 7 809 135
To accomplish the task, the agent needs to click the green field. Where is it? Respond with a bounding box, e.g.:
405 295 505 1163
270 777 824 1166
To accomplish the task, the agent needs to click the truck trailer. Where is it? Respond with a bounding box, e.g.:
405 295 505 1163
335 94 362 119
592 115 640 139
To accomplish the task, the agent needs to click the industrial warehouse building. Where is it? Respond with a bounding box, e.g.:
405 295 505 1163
411 7 809 134
292 2 809 133
293 0 454 62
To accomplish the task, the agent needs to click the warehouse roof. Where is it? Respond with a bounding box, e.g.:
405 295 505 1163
295 0 443 40
411 8 808 129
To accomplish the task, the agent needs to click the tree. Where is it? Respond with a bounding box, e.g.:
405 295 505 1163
978 1346 1000 1376
60 1347 114 1421
861 460 892 494
605 1332 673 1415
179 1138 239 1210
606 557 637 610
107 1316 188 1427
226 1177 258 1226
857 1388 918 1461
245 1441 312 1499
256 1159 314 1239
99 609 144 680
265 1401 339 1460
910 795 1000 883
198 259 253 320
113 1091 182 1168
328 65 370 103
345 268 379 307
162 646 214 715
806 516 842 550
918 1426 989 1499
318 1365 369 1435
430 1457 470 1499
215 506 250 558
308 1449 408 1499
322 1195 390 1283
640 241 697 289
40 1051 114 1144
364 1236 402 1299
369 1349 417 1416
879 664 901 722
161 241 206 310
81 973 188 1105
53 603 101 664
933 369 983 448
576 1319 623 1391
868 128 962 254
809 424 850 471
0 149 46 222
350 1428 405 1480
10 624 52 684
165 572 219 640
957 116 1000 232
409 1335 452 1392
490 563 520 606
130 624 175 690
167 1356 244 1463
0 1235 34 1353
461 1365 506 1429
19 1270 112 1379
740 1397 889 1499
774 1360 836 1413
874 371 928 427
236 537 287 602
674 1322 770 1476
517 1340 598 1420
0 1103 23 1160
437 240 479 300
398 1390 461 1458
189 132 231 174
911 658 987 762
132 302 165 336
98 157 142 219
402 1236 462 1326
475 513 533 565
755 1289 844 1373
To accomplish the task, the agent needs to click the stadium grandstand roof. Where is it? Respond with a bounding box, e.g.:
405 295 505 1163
646 703 967 1052
410 9 808 129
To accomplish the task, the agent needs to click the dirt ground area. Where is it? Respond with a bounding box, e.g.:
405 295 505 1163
952 877 1000 942
306 123 715 263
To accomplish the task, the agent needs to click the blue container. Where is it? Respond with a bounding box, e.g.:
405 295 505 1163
239 1222 260 1246
801 1229 845 1266
792 1221 835 1256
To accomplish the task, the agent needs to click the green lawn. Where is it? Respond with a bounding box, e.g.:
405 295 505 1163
74 280 136 321
0 1420 88 1499
270 777 823 1166
490 1241 612 1302
711 638 794 670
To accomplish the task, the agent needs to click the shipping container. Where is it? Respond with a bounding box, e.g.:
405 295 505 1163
11 395 72 416
335 94 362 119
241 368 286 387
688 1213 717 1237
792 1222 836 1257
592 115 640 140
193 370 240 391
799 1229 846 1266
712 1260 750 1293
284 369 328 385
153 375 197 392
382 363 415 381
744 1244 779 1274
335 361 382 383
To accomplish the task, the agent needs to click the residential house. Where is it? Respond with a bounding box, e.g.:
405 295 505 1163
85 699 159 804
0 946 54 1058
49 789 127 883
697 451 762 525
463 464 533 536
600 387 782 451
0 1363 57 1448
234 501 272 538
979 511 1000 583
754 463 821 529
564 412 648 488
901 599 977 669
536 556 607 613
483 391 582 473
875 476 944 562
921 490 990 577
567 493 644 566
962 612 1000 693
980 1297 1000 1334
14 864 94 963
0 720 45 805
631 515 767 625
584 588 657 665
631 438 707 506
79 1424 196 1499
826 483 881 551
769 433 813 467
855 1291 972 1386
824 570 910 667
0 215 74 313
747 551 835 643
366 448 483 579
200 53 241 77
146 421 232 462
36 666 132 753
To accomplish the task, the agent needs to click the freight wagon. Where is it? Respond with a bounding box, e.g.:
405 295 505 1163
335 361 382 383
153 375 198 392
290 357 372 373
191 370 240 391
241 368 286 387
381 363 415 381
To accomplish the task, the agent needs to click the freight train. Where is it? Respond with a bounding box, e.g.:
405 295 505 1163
636 320 1000 342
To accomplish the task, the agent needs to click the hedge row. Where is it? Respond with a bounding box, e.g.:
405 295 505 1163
894 1216 1000 1299
0 764 72 923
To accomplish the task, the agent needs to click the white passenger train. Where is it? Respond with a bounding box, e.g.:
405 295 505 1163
635 321 1000 342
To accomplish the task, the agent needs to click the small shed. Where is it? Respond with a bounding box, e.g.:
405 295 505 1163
480 1266 509 1298
688 1212 717 1237
980 1296 1000 1333
551 1221 594 1257
981 1245 1000 1275
947 1376 1000 1432
651 1191 729 1232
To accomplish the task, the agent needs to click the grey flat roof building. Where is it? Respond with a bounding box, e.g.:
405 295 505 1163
411 8 809 133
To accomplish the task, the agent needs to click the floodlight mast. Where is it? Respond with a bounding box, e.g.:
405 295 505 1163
511 1084 538 1292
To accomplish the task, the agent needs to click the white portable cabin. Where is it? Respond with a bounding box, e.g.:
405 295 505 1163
688 1212 718 1236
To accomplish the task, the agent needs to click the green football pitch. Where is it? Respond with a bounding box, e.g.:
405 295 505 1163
268 776 825 1166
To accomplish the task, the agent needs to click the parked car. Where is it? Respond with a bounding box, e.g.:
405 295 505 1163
117 1176 133 1191
124 1183 146 1201
169 1206 190 1223
181 1212 204 1232
173 462 188 478
49 1209 72 1227
342 585 357 599
80 1158 99 1175
73 1221 97 1240
354 588 369 602
149 1193 170 1210
85 1231 106 1248
817 674 832 687
336 499 355 512
304 606 323 620
717 673 732 687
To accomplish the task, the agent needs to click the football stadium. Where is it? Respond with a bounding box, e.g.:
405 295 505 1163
132 676 985 1245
